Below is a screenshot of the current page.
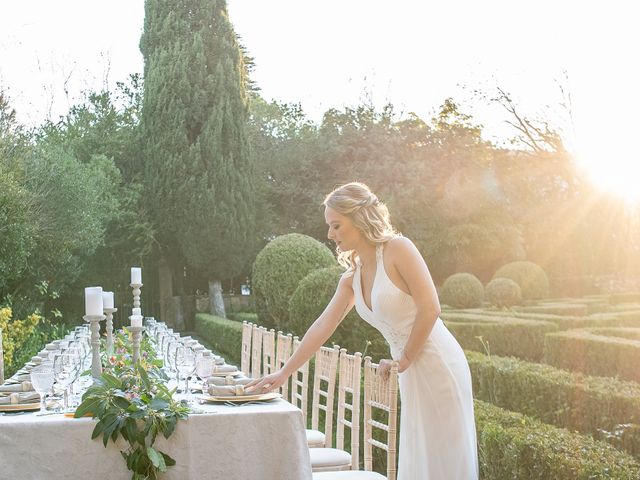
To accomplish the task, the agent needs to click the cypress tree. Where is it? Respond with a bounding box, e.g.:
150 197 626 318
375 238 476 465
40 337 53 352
140 0 255 318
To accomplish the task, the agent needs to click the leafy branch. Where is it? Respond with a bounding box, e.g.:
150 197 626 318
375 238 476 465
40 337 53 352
75 362 189 479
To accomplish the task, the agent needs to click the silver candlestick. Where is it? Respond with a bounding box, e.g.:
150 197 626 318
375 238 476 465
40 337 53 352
130 283 143 309
129 324 144 364
83 314 105 379
103 307 117 355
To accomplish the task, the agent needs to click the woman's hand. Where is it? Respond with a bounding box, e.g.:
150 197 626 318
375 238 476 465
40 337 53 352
245 369 289 394
378 357 409 378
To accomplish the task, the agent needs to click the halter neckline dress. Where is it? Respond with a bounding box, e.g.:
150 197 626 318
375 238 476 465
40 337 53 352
353 243 478 480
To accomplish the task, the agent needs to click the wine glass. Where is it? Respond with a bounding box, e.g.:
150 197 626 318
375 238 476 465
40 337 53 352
54 353 80 411
175 346 196 398
195 354 215 392
30 363 55 414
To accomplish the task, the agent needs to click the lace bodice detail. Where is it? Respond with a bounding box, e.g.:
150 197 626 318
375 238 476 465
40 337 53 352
353 243 416 358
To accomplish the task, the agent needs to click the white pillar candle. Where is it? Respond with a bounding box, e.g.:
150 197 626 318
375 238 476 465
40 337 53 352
132 307 141 316
131 267 142 284
85 287 103 316
103 291 114 309
130 315 143 328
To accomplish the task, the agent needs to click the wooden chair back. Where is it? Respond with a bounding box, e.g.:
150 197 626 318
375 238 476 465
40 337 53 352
311 344 341 448
363 356 399 480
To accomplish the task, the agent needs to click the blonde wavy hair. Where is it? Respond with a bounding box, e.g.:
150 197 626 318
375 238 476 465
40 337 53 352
323 182 399 271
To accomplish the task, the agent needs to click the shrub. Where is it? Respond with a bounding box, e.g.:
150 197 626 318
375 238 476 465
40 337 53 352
485 277 521 308
288 266 389 360
252 234 336 330
467 350 640 457
492 261 549 300
440 273 484 308
227 312 259 323
441 311 557 361
475 400 640 479
0 306 41 377
514 303 589 316
194 313 243 367
544 327 640 382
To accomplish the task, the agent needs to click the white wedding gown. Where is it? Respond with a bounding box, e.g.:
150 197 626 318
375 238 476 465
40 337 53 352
353 244 478 479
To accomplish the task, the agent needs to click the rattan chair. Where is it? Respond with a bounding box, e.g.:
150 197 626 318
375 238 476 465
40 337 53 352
291 336 311 426
250 325 264 378
240 321 253 375
306 344 340 449
312 357 399 480
262 328 277 376
276 331 293 399
309 349 363 472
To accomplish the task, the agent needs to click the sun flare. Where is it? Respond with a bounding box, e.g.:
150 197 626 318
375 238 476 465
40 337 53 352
573 119 640 204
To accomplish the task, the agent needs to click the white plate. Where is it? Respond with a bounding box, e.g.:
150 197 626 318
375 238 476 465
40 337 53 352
209 370 242 377
0 403 40 412
200 392 281 403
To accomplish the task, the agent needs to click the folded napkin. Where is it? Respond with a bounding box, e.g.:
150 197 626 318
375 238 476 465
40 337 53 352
0 392 40 405
214 357 225 366
207 375 252 387
212 364 238 373
0 381 34 393
209 385 264 397
30 356 43 364
11 373 31 383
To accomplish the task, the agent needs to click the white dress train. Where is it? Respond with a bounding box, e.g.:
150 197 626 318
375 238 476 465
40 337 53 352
352 243 478 480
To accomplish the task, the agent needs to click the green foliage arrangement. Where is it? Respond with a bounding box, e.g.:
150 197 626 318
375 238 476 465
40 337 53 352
252 234 336 329
75 334 189 480
484 277 521 308
440 273 484 308
492 261 549 300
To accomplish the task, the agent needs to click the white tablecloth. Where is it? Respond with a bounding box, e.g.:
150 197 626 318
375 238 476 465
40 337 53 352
0 398 312 480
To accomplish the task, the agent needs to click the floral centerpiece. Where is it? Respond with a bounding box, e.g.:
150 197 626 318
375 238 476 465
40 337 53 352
75 329 189 480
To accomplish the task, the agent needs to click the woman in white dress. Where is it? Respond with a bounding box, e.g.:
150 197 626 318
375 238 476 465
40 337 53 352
247 182 478 479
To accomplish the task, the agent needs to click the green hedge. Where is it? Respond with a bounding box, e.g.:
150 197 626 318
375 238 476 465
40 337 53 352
475 400 640 479
440 273 484 308
440 312 558 361
610 293 640 305
227 312 259 323
468 351 640 457
492 261 550 300
485 277 521 308
514 303 589 316
252 233 336 330
454 309 640 331
544 327 640 382
194 313 243 367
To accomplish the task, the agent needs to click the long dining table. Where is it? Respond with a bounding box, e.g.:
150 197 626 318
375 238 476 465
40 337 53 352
0 394 312 479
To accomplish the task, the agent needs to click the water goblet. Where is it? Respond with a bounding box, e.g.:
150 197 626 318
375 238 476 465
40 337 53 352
30 363 55 414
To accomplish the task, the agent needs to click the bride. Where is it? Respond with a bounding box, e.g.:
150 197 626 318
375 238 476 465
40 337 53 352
247 182 478 479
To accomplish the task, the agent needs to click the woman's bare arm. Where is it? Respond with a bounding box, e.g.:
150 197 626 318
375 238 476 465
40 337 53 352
246 273 355 392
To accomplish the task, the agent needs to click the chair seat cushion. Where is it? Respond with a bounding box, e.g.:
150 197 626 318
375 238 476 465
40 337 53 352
313 471 386 479
310 448 352 472
306 428 326 448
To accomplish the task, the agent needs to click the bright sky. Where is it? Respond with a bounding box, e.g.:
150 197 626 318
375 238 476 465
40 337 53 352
1 0 639 200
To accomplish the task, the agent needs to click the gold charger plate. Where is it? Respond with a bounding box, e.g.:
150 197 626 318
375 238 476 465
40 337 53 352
0 402 40 412
200 392 281 403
